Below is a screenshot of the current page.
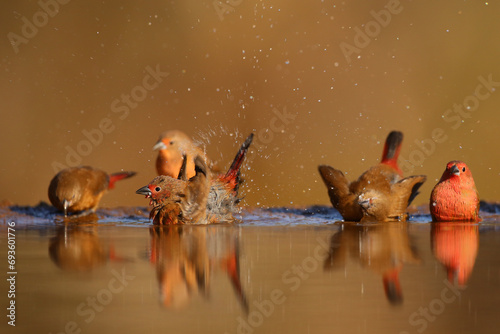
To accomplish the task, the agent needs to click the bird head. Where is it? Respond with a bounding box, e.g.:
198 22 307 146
358 190 391 220
358 191 378 215
57 189 80 217
441 161 474 184
136 176 179 206
153 130 191 154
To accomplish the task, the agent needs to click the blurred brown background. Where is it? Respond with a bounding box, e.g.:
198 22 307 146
0 0 499 209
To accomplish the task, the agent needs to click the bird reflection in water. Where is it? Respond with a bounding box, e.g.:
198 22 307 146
324 222 420 305
431 223 479 287
148 225 248 312
49 222 125 272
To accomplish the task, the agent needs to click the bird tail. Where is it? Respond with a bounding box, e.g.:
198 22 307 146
220 133 254 193
383 266 403 305
220 242 249 313
381 131 403 176
108 171 137 190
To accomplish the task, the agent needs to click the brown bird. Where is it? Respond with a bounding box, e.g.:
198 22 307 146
430 161 480 222
324 222 420 305
154 130 211 179
318 131 426 222
148 225 248 311
48 225 127 271
137 133 253 225
48 166 136 217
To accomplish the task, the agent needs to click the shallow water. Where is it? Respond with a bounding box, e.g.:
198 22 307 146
1 204 500 334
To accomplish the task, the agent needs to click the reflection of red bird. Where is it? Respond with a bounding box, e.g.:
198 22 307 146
48 167 136 217
153 130 210 179
318 131 426 221
431 224 478 287
430 161 480 222
137 134 253 224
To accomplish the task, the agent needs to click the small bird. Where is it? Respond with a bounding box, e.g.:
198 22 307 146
48 225 127 271
137 133 253 225
318 131 426 222
324 222 420 305
148 225 248 311
153 130 210 179
431 223 479 287
48 166 136 217
430 161 480 222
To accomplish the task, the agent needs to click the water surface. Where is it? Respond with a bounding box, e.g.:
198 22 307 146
1 204 500 334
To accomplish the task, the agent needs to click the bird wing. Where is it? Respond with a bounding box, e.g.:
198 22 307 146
388 175 426 220
318 165 351 206
181 156 211 223
318 165 363 221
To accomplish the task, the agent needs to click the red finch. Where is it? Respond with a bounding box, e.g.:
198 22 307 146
430 161 480 222
153 130 211 179
137 133 253 225
318 131 426 222
48 166 136 217
431 223 478 286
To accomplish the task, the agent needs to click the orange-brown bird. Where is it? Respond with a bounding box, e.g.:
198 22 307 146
49 225 129 271
48 166 136 217
154 130 210 179
430 161 480 222
137 133 253 225
148 225 248 311
318 131 426 222
324 222 420 305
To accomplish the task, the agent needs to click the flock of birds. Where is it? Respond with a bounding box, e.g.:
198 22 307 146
47 130 481 224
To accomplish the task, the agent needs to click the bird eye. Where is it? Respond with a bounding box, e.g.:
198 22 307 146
155 186 161 192
169 141 174 145
462 167 466 172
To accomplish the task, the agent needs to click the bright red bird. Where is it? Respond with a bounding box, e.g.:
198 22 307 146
318 131 426 222
137 134 253 225
430 161 480 222
48 166 136 217
153 130 211 179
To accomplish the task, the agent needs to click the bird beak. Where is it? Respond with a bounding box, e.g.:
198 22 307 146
63 199 69 217
450 164 460 176
358 195 373 208
136 185 152 197
153 140 167 151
